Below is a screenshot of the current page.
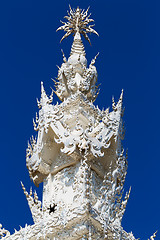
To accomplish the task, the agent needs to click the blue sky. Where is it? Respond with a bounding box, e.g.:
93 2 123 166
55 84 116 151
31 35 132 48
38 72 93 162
0 0 159 238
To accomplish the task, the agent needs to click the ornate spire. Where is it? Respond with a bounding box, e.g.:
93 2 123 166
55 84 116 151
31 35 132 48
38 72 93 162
56 5 99 44
57 6 99 65
54 6 100 101
37 81 53 109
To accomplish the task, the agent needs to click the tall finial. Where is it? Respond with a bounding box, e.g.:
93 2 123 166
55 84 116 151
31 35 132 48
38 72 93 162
56 5 99 44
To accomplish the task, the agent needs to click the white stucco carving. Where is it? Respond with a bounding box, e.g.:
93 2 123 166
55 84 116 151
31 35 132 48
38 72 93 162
0 6 157 240
149 231 157 240
0 225 10 238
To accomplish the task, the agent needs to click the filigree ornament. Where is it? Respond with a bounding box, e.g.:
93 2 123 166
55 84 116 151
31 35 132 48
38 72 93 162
95 150 129 224
54 52 99 101
26 86 124 185
21 182 42 223
0 224 10 238
53 120 113 157
57 6 99 44
149 231 157 240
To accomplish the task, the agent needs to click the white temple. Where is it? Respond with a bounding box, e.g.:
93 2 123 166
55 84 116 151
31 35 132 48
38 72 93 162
0 6 157 240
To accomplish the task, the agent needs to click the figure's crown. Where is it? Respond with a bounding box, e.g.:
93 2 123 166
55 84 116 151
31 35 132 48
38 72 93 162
56 5 99 44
